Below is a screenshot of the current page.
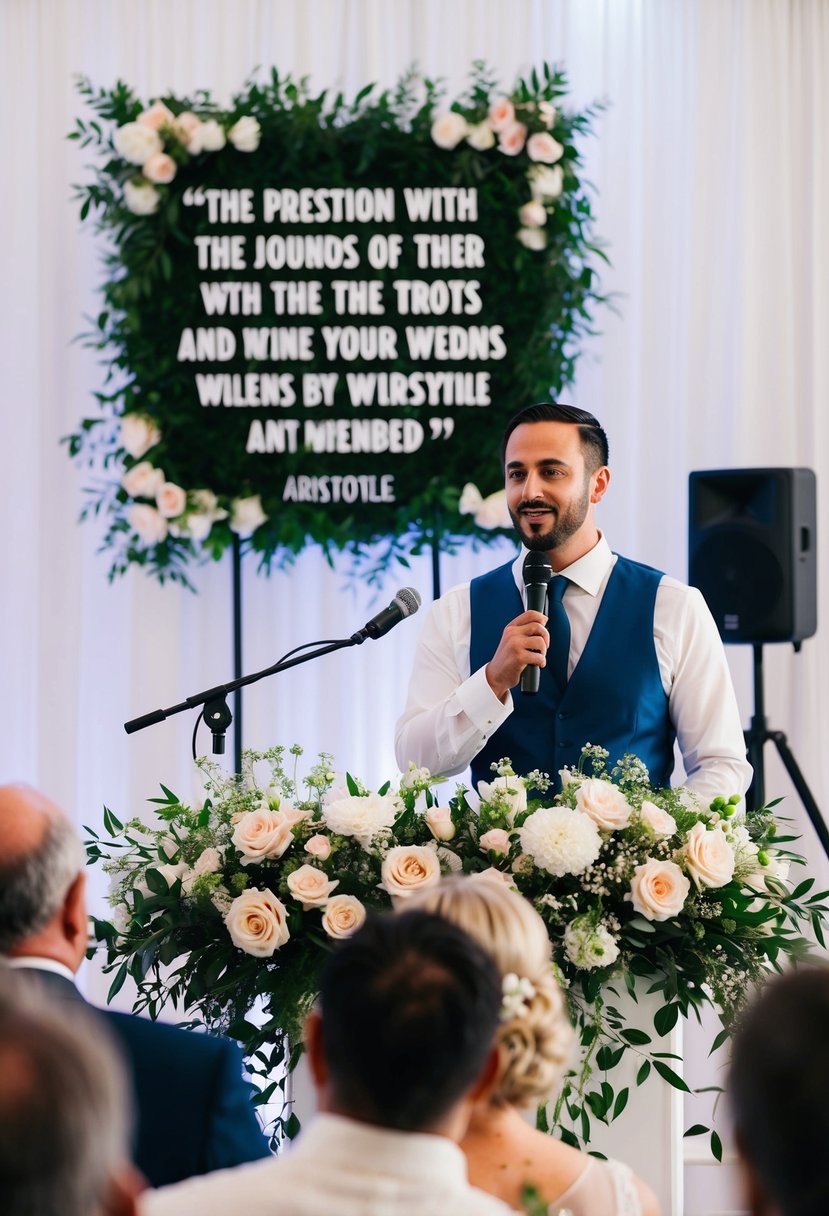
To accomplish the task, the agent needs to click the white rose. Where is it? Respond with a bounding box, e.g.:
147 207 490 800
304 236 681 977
526 132 564 164
575 779 633 832
323 791 399 846
155 861 187 889
180 514 213 542
127 503 168 545
498 122 528 156
321 895 366 939
640 800 677 838
629 859 690 921
225 888 289 956
230 494 267 535
488 98 516 131
538 101 557 128
200 119 227 152
142 152 177 184
120 414 161 459
519 807 602 877
113 122 162 165
528 164 564 202
172 111 202 147
305 834 332 861
477 775 528 824
123 180 161 215
121 461 165 499
381 845 442 901
564 915 620 969
459 483 483 516
517 227 547 251
192 847 222 875
228 116 261 152
474 490 510 530
479 828 511 856
232 807 296 865
519 200 547 228
424 806 456 842
156 481 187 519
286 864 339 910
466 121 495 151
137 101 174 131
684 822 736 889
431 112 469 150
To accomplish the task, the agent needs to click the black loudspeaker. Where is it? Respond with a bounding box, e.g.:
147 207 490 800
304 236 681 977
688 468 817 643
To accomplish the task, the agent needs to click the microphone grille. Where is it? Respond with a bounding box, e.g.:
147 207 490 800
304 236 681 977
522 551 553 584
394 587 422 618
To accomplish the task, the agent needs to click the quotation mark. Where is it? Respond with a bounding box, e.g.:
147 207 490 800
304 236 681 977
429 418 455 441
182 187 208 208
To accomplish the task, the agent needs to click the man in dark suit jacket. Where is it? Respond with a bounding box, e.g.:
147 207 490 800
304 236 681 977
0 783 271 1188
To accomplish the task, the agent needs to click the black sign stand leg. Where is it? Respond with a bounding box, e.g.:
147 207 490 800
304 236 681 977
232 534 244 773
431 511 441 601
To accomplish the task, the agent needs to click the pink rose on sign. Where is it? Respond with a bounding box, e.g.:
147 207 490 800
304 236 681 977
305 834 332 861
488 98 516 131
143 153 177 184
498 122 528 156
526 132 564 164
431 112 469 150
122 461 165 499
519 200 547 228
137 101 174 131
127 503 168 545
120 414 161 459
156 482 187 518
479 828 511 856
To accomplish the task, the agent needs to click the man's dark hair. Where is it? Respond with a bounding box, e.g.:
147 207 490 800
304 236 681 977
0 974 131 1216
730 966 829 1216
501 402 609 471
318 910 501 1132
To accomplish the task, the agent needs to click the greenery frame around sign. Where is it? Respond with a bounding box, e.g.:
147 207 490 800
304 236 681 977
68 63 607 588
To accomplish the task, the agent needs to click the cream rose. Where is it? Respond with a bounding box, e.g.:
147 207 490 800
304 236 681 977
156 481 187 519
127 503 168 544
172 111 202 147
305 834 332 861
228 116 261 152
120 414 161 459
200 119 227 152
498 122 528 156
473 490 510 530
477 775 527 824
519 200 547 228
122 461 165 499
225 888 289 956
323 791 399 846
517 227 547 251
528 164 564 202
321 895 366 939
640 800 677 838
123 180 161 215
526 132 564 164
142 152 177 184
684 822 736 889
424 806 456 842
381 845 441 901
230 494 267 535
286 864 339 910
137 101 174 131
488 98 516 131
479 828 511 856
114 122 162 165
431 112 469 150
629 859 690 921
232 807 296 865
575 779 633 832
466 121 495 151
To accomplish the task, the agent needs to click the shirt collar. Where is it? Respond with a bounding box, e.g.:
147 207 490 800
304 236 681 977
3 956 77 983
289 1113 470 1185
511 533 613 598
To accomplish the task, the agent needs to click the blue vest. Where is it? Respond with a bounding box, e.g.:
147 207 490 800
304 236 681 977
469 555 675 792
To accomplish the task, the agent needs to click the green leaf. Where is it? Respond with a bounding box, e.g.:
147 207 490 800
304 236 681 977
620 1028 652 1046
684 1124 709 1137
107 960 129 1001
710 1130 723 1162
654 1003 680 1037
612 1087 629 1120
653 1060 690 1092
636 1060 651 1086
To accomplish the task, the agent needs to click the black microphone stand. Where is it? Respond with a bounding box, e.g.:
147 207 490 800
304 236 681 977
125 633 365 760
744 642 829 859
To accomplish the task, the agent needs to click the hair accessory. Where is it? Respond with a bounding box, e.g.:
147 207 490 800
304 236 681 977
500 972 536 1022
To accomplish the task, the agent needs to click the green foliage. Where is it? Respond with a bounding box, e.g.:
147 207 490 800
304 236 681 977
68 64 608 588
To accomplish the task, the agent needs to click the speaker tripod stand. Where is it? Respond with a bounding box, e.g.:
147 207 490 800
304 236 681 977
744 643 829 859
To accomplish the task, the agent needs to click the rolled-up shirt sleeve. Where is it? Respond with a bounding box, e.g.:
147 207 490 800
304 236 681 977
394 583 512 777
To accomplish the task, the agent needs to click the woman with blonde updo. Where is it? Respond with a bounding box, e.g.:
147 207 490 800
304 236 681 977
411 874 659 1216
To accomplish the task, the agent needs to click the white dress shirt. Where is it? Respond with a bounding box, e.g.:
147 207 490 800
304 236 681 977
395 535 752 803
141 1112 513 1216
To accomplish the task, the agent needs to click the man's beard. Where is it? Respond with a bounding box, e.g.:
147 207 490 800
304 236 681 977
509 484 591 552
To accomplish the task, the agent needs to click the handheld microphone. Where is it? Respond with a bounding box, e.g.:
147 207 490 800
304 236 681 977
351 587 422 643
520 552 552 695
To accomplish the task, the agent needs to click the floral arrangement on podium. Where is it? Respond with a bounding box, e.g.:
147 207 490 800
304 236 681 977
87 745 826 1150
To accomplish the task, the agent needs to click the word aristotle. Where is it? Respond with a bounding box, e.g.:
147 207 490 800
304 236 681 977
282 474 395 503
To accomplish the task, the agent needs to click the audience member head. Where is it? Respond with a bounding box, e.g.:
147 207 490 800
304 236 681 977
0 971 137 1216
307 909 502 1135
730 965 829 1216
411 874 575 1107
0 783 87 968
501 402 609 472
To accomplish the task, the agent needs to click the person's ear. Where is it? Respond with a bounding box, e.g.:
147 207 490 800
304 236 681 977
590 466 610 504
63 872 88 966
303 1009 328 1089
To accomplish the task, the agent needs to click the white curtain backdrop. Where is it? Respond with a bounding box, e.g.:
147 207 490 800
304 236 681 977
3 2 829 1211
